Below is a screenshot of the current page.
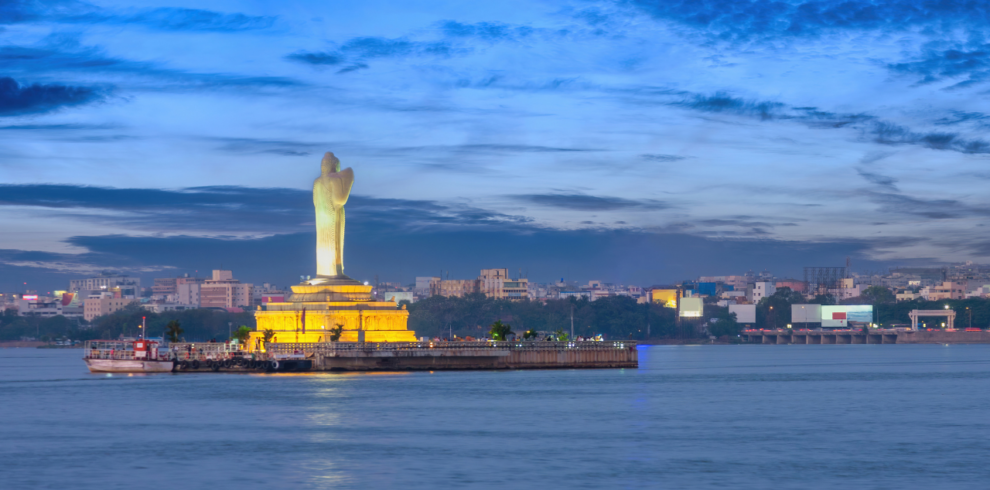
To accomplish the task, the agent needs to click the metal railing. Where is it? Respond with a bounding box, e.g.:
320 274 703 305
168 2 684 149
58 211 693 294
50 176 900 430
267 340 635 355
166 342 255 362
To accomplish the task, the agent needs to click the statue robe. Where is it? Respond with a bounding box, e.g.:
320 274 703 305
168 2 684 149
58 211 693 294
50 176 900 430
313 167 354 276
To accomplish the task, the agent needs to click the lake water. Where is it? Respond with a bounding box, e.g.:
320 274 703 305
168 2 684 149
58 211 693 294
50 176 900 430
2 345 989 489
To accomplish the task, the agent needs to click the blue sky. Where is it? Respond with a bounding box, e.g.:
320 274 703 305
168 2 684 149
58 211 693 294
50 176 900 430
2 0 990 291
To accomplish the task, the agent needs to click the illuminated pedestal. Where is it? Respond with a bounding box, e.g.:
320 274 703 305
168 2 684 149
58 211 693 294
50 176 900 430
248 278 416 351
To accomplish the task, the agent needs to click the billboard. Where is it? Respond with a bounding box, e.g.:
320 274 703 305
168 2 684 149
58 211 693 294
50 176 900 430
729 304 756 324
679 297 703 318
791 304 822 324
821 305 873 327
652 289 678 308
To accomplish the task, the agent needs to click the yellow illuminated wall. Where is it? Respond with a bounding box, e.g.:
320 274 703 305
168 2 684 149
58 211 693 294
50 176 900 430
652 289 678 308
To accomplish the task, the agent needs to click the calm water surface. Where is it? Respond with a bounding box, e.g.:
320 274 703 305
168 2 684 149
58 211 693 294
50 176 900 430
2 345 989 489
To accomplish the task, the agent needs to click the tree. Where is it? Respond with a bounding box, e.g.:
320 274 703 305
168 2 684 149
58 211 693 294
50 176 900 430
329 324 343 342
862 286 895 305
262 328 276 346
489 320 513 341
708 311 741 338
522 328 538 340
165 320 184 343
232 325 251 344
554 329 569 341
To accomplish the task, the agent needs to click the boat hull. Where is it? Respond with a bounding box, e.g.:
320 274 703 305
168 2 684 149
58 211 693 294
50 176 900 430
85 358 174 373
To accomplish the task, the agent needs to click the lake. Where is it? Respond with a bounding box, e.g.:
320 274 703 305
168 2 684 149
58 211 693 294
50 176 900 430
2 345 989 489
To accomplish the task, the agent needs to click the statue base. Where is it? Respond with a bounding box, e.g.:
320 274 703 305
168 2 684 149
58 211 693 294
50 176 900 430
248 278 418 350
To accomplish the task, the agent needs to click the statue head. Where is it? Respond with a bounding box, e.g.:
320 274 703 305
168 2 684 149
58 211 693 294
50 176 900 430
321 152 341 174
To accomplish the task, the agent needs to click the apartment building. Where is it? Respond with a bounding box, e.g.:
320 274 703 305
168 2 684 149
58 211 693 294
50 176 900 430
84 296 139 321
200 270 253 309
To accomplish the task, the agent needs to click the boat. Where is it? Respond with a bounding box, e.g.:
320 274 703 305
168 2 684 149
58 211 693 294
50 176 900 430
83 339 174 373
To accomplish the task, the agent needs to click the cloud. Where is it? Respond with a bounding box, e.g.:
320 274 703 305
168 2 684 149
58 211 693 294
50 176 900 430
99 7 274 32
677 92 784 120
867 121 990 153
1 2 274 32
0 76 107 115
0 184 531 236
286 35 454 72
439 20 535 41
0 37 303 91
640 153 686 162
856 168 898 191
667 91 990 155
210 137 327 156
888 44 990 88
513 194 668 211
866 192 990 220
624 0 990 42
933 111 990 126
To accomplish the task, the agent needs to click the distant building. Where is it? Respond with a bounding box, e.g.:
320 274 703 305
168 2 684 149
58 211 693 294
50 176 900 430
896 291 921 302
440 279 479 298
18 294 84 318
651 288 679 308
752 281 776 303
253 283 288 304
384 292 414 304
84 296 139 321
775 280 807 293
922 281 966 301
479 269 509 298
415 277 441 298
152 277 178 297
559 291 591 300
141 303 197 314
70 273 140 293
176 276 206 307
699 275 749 291
200 270 253 309
479 268 528 300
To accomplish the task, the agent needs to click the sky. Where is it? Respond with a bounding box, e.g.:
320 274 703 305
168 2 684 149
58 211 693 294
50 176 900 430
3 0 990 292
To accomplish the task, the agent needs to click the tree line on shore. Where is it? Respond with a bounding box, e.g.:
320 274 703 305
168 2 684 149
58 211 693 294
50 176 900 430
0 304 256 342
407 293 699 340
754 286 990 329
5 285 987 343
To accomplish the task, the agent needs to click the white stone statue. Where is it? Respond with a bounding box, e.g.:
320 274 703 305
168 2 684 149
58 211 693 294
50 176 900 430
313 152 354 277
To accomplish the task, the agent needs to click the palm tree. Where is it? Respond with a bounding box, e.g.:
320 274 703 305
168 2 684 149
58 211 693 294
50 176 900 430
232 326 251 344
329 324 344 342
165 320 183 343
489 320 514 341
262 328 276 346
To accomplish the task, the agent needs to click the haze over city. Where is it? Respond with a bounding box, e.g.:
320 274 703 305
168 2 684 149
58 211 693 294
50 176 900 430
3 0 990 291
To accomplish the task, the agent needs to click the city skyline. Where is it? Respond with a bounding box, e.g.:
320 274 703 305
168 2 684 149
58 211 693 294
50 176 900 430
4 1 990 291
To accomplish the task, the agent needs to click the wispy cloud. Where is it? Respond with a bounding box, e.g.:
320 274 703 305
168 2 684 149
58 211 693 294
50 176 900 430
889 43 990 88
640 154 686 162
0 76 108 116
668 91 990 155
2 2 274 32
0 37 303 91
439 20 536 41
513 194 668 211
623 0 990 42
287 35 454 73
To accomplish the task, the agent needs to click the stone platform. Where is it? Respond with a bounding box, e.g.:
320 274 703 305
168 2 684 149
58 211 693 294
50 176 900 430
266 341 639 370
249 275 417 350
